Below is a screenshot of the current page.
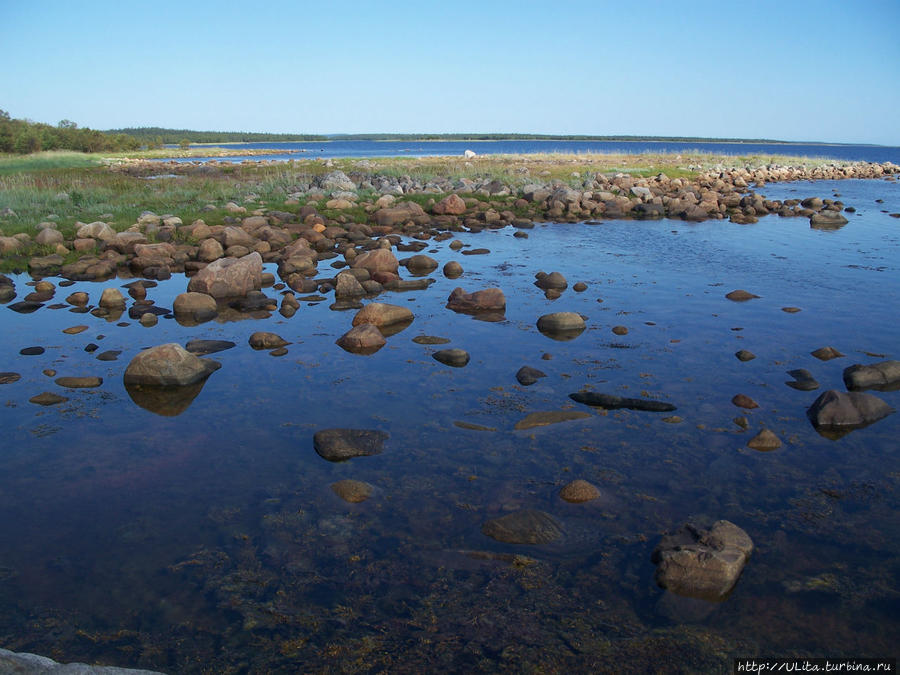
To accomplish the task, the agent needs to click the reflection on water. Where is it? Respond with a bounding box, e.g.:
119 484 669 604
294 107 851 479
0 179 898 672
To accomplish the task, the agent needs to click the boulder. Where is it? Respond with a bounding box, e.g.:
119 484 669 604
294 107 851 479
842 360 900 392
536 312 585 340
123 343 220 387
446 287 506 313
334 272 366 299
35 227 64 246
405 254 439 273
352 303 414 329
351 248 399 275
249 332 290 350
534 271 568 290
336 324 386 354
197 237 224 262
433 194 467 215
76 221 117 241
810 211 848 229
374 202 428 228
172 292 217 323
432 348 470 367
652 520 754 601
98 287 126 309
313 428 388 462
187 252 262 298
806 389 894 436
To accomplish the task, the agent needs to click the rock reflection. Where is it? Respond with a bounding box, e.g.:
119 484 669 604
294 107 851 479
124 378 211 416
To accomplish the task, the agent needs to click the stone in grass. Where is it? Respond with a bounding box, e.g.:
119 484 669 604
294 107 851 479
652 520 753 601
331 479 374 503
559 479 601 503
313 428 389 462
481 509 563 545
747 429 782 451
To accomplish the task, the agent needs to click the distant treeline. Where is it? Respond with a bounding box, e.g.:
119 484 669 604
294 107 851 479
106 128 788 145
0 110 141 154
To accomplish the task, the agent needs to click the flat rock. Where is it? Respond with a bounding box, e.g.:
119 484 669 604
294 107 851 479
0 372 21 384
331 479 374 503
313 428 388 462
123 343 221 386
652 520 753 601
515 366 547 386
352 302 414 328
569 391 676 412
725 289 759 301
184 339 236 356
446 287 506 313
413 335 451 345
62 325 89 335
842 360 900 392
559 479 601 503
8 301 44 313
55 376 103 388
20 346 45 356
747 428 782 451
514 410 591 430
96 350 122 361
481 509 563 545
29 392 69 406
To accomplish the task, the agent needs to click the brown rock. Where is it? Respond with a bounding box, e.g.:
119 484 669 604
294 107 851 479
123 343 221 386
173 292 218 323
514 410 591 430
62 325 89 335
352 303 414 328
811 346 844 361
747 429 782 451
433 194 467 215
336 324 386 354
55 376 103 388
725 289 760 301
187 252 263 298
249 332 289 350
29 392 69 406
351 248 399 275
331 479 374 503
446 287 506 313
731 394 759 409
481 510 563 545
559 479 601 503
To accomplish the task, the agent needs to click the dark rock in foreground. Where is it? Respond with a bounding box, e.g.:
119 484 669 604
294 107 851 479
481 509 563 545
313 428 388 462
569 391 676 412
843 360 900 392
652 520 753 601
806 389 894 438
185 339 236 356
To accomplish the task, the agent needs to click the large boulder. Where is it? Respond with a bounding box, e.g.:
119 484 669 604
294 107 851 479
172 292 218 323
352 303 414 329
123 343 220 387
842 360 900 392
374 201 428 228
432 194 467 215
187 252 262 298
810 211 848 229
536 312 585 340
652 520 754 601
806 389 894 437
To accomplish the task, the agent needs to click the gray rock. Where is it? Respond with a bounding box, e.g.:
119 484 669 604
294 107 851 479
569 391 676 412
184 339 236 356
516 366 547 386
806 389 894 437
313 428 388 462
481 509 563 545
843 360 900 392
652 520 753 601
534 271 568 290
785 369 819 391
0 647 165 674
810 211 848 229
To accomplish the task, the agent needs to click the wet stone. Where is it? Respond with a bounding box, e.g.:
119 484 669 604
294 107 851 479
514 410 591 430
269 347 288 357
811 346 844 361
0 373 21 384
8 301 44 313
20 347 45 356
747 429 782 451
785 369 819 391
725 289 760 301
313 428 388 462
185 340 236 356
731 394 759 409
413 335 451 345
569 391 676 412
96 350 122 361
55 376 103 389
735 350 756 362
432 348 470 367
559 479 601 503
515 366 547 386
481 509 563 545
331 479 374 503
612 325 628 336
29 392 68 406
781 306 802 313
249 332 290 350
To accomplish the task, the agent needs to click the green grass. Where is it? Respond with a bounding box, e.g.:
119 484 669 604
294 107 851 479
0 151 103 175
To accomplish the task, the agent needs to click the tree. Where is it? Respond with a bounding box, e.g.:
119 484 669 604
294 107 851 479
179 138 191 150
58 119 78 129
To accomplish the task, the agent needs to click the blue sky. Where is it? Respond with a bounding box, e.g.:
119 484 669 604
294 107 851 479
2 0 899 144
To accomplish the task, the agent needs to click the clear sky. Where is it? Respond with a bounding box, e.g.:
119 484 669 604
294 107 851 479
2 0 899 145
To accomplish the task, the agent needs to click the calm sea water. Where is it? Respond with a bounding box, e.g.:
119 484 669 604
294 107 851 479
166 139 900 164
0 178 898 672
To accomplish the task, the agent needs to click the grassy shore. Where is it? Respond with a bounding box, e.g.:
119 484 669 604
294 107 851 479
0 149 868 241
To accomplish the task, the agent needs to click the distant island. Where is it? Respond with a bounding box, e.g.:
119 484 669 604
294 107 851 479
106 127 793 146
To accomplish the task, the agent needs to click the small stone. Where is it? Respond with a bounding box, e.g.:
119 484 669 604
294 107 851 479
734 416 749 430
514 410 591 430
811 346 844 361
66 292 89 306
781 307 802 313
20 346 45 356
269 347 288 357
96 350 121 361
559 479 601 503
515 366 547 386
184 340 236 356
662 416 683 424
735 350 756 362
62 325 89 335
573 282 588 292
29 392 68 406
747 429 782 451
725 289 760 301
331 479 374 503
413 335 451 345
140 313 158 327
731 394 759 409
249 332 289 350
313 428 388 462
611 325 628 335
99 287 126 309
433 348 470 367
0 372 22 384
785 369 819 391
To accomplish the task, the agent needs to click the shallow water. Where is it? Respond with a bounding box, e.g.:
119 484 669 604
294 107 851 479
1 179 899 672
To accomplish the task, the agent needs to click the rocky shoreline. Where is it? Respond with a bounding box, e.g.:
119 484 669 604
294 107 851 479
1 159 898 289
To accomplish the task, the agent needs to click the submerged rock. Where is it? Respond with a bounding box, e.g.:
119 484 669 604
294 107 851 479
735 350 757 362
559 479 601 504
569 391 676 412
731 394 759 409
184 339 236 356
29 392 69 406
481 509 563 545
811 346 844 361
0 372 22 384
746 428 782 451
842 360 900 392
55 376 103 389
725 289 759 301
652 520 753 601
351 302 414 329
514 410 591 430
331 479 374 503
785 368 819 391
515 366 547 386
313 428 388 462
